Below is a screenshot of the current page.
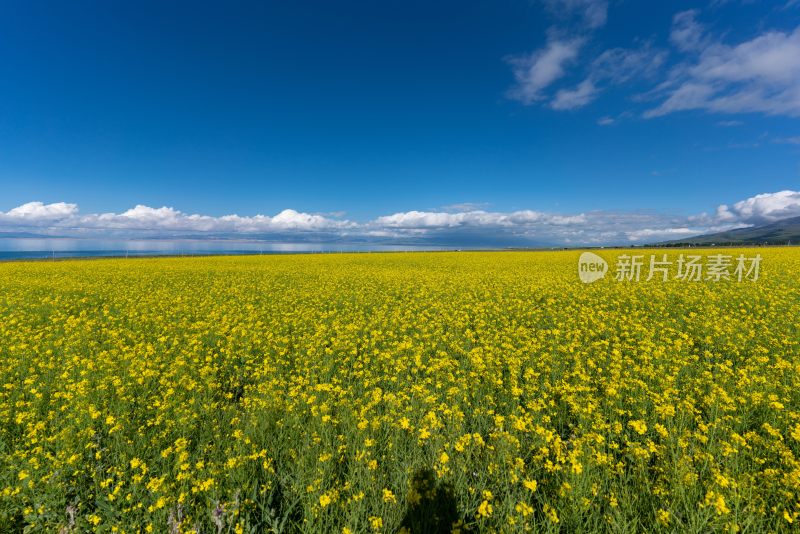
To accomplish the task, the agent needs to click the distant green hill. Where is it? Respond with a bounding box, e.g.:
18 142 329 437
656 215 800 246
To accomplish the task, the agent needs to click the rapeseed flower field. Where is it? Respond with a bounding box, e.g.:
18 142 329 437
1 249 799 533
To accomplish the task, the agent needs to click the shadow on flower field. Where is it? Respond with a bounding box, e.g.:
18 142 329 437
400 468 467 533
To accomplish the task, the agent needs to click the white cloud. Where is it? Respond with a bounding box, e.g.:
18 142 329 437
549 43 667 110
372 191 800 244
117 205 185 227
648 18 800 118
372 209 704 245
592 45 667 84
711 190 800 224
0 202 353 235
375 210 587 229
507 5 800 120
3 201 79 220
670 10 708 53
542 0 608 30
1 191 798 245
269 209 345 230
507 39 584 104
552 79 597 109
507 0 612 107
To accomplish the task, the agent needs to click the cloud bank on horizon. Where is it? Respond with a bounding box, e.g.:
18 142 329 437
506 1 800 119
2 190 798 247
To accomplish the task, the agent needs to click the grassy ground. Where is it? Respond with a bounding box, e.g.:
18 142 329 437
1 249 799 532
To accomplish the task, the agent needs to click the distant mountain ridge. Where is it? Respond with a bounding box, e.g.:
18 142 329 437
0 231 54 239
657 215 800 246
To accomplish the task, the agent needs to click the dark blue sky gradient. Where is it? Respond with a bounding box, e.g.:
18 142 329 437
0 1 798 220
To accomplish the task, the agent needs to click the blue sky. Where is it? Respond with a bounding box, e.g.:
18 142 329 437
1 0 799 246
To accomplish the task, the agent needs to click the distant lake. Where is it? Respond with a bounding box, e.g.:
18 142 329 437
0 238 456 260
